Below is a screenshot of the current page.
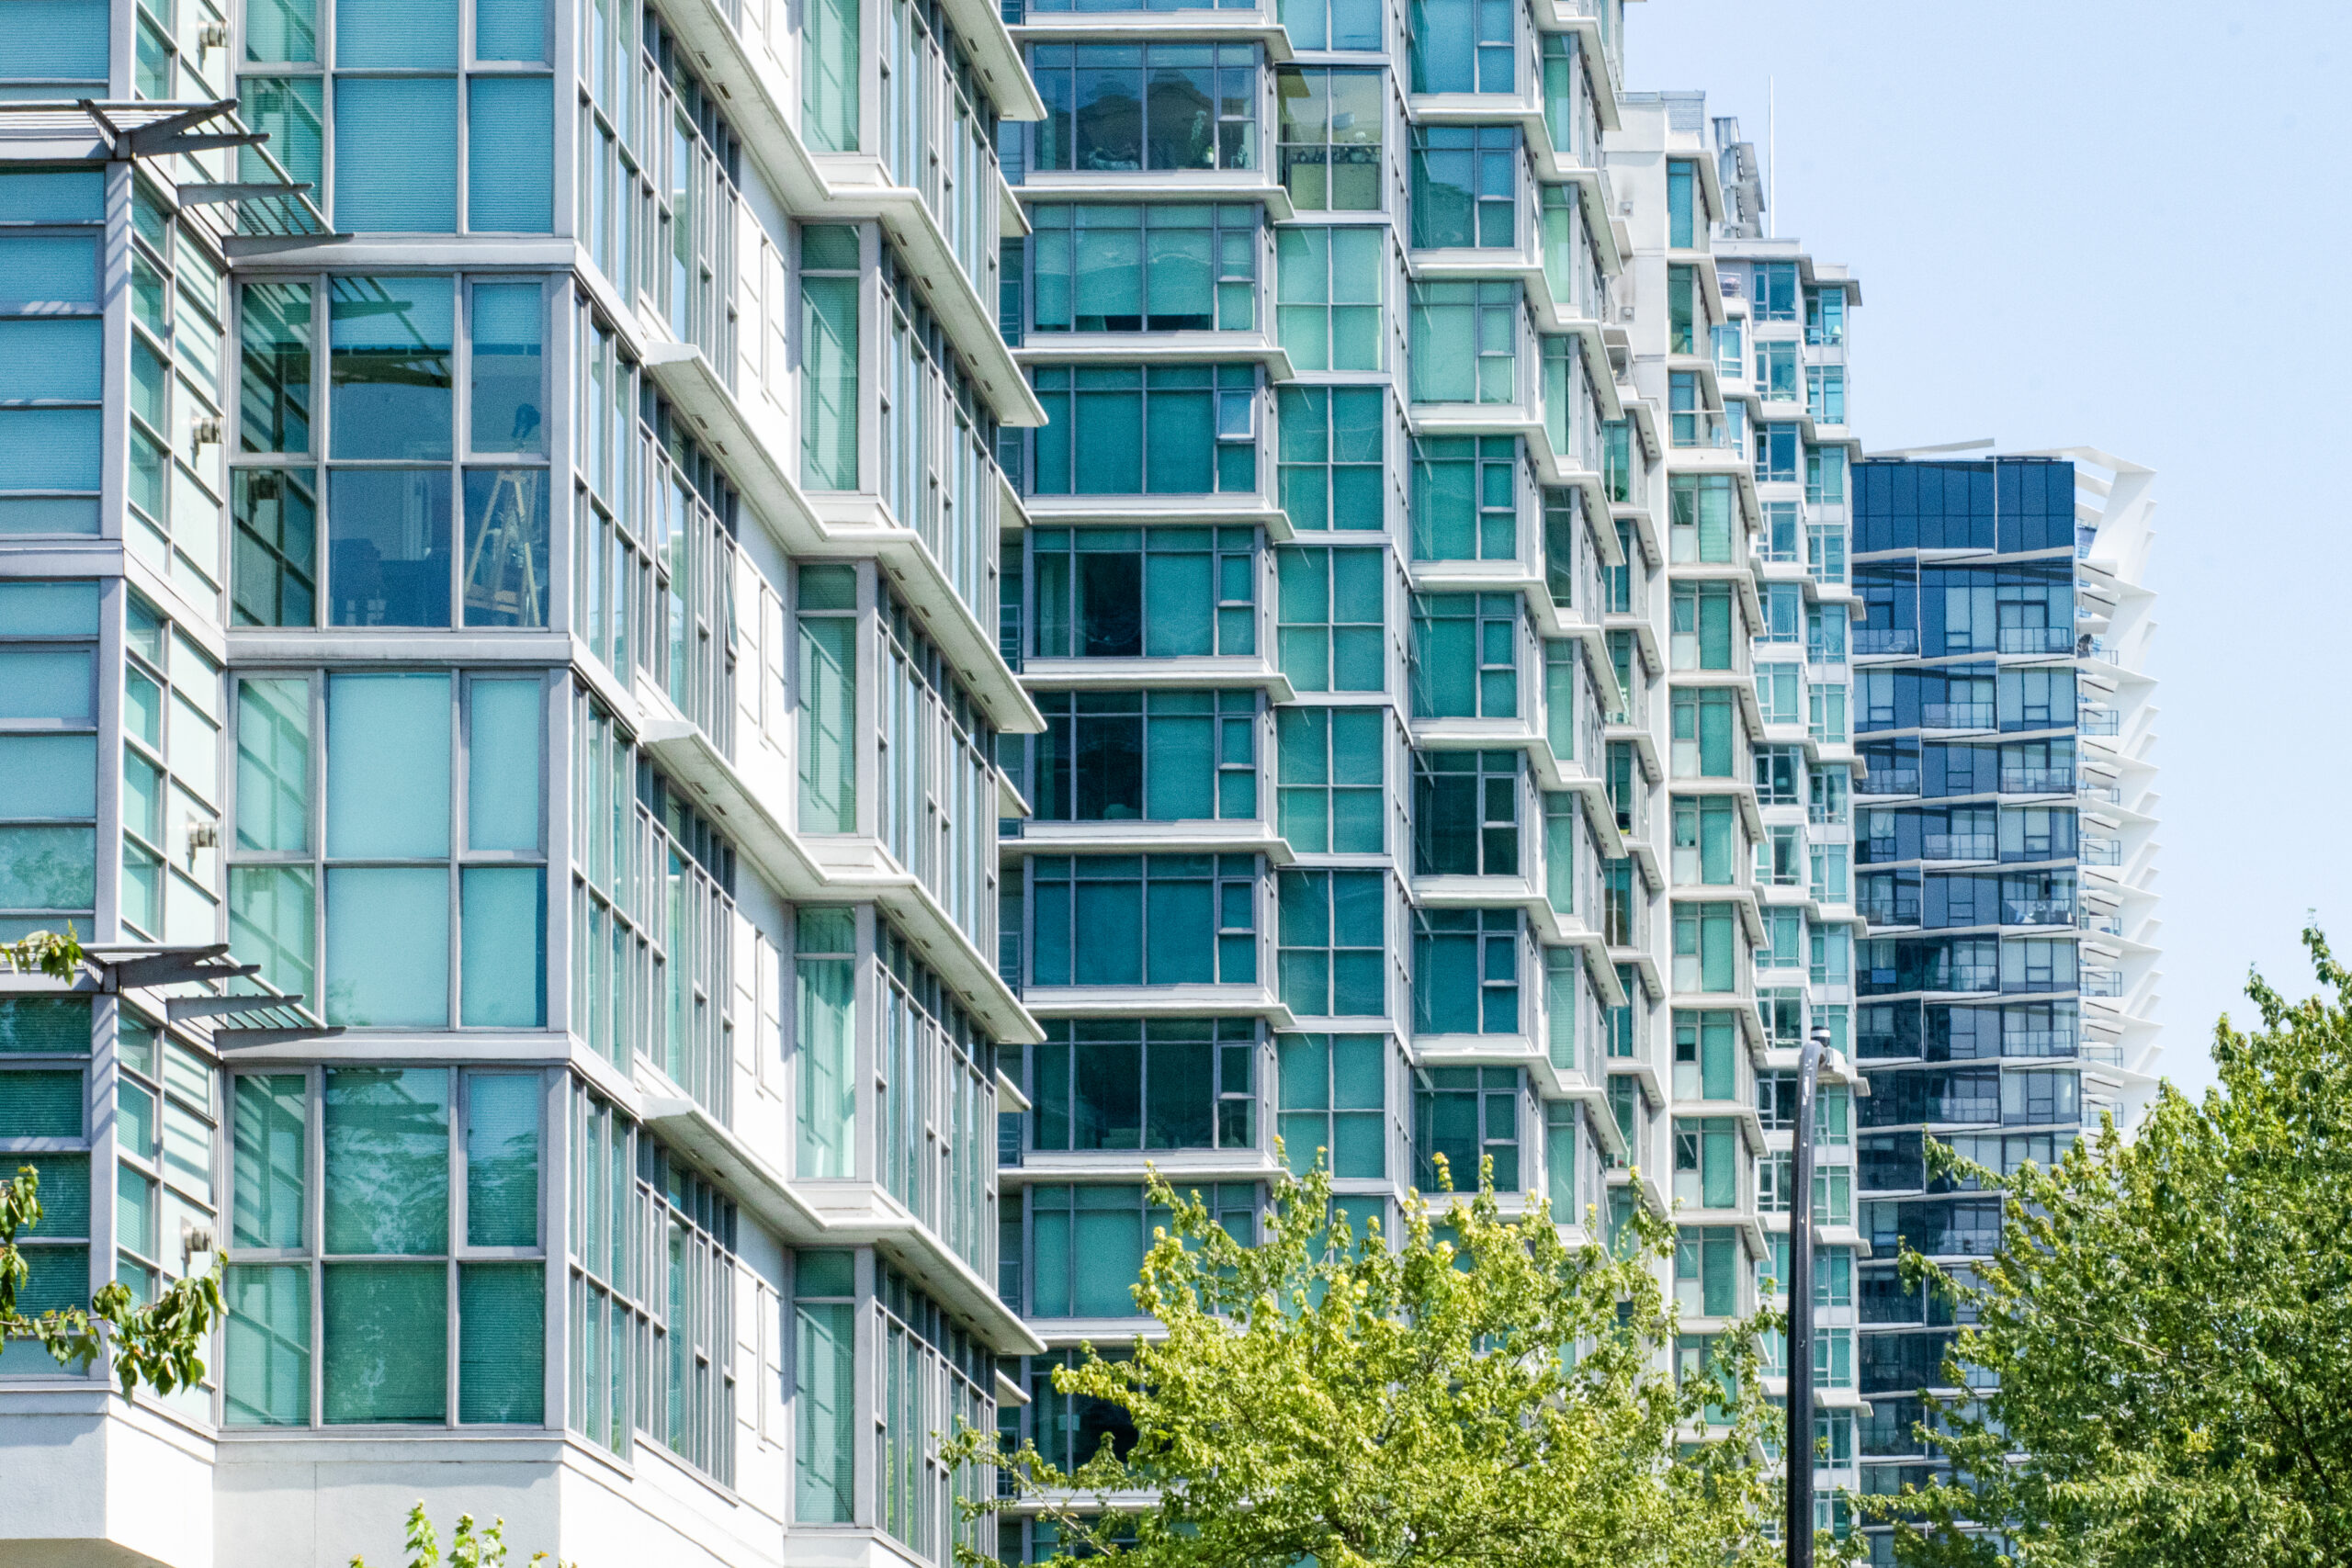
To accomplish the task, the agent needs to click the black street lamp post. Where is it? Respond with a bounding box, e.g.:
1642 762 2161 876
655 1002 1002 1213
1785 1026 1829 1568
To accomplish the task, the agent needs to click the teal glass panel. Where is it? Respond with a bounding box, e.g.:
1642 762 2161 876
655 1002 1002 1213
458 1262 543 1421
334 78 458 232
236 677 311 852
323 1260 447 1422
794 1298 856 1517
0 996 89 1053
465 678 541 850
325 672 450 857
322 1066 449 1254
224 1262 311 1425
335 0 456 65
233 1073 308 1250
460 866 545 1027
325 866 449 1027
464 1071 538 1246
468 76 553 232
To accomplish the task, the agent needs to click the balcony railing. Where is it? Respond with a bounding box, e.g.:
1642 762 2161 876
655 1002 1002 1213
1997 626 2072 655
1854 628 1917 656
1922 702 1995 730
2080 967 2124 998
2000 767 2073 793
2003 1028 2077 1057
998 929 1023 992
2077 908 2121 937
2081 836 2123 866
2078 704 2121 736
2076 779 2121 804
1923 833 1996 861
1862 768 1920 797
1670 407 1734 450
2004 898 2074 928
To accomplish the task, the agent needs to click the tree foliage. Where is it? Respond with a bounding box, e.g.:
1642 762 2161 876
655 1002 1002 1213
1866 925 2352 1568
950 1156 1814 1568
1 1163 222 1395
1 924 84 980
348 1502 569 1568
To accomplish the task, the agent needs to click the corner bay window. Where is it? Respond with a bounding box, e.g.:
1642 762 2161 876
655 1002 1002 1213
1411 592 1519 718
1028 366 1259 496
1027 1018 1258 1152
1027 203 1257 333
1276 1032 1387 1177
1408 280 1519 405
1028 527 1257 657
1277 385 1385 531
229 670 548 1030
1413 908 1520 1033
1276 66 1382 210
222 1066 548 1431
1023 689 1258 822
1030 43 1260 172
1408 0 1513 94
1277 545 1385 693
1277 867 1387 1017
1028 854 1260 987
1414 1066 1521 1191
1413 750 1519 877
1410 126 1518 249
1020 1181 1257 1316
233 275 557 632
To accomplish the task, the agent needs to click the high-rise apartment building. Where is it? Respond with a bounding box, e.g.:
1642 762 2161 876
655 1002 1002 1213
1603 92 1869 1530
0 0 2154 1562
0 0 1052 1561
1848 449 2159 1561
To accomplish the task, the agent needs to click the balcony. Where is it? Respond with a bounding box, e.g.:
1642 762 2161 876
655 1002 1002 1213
1854 629 1917 657
1999 767 2073 794
2003 898 2074 928
1922 833 1996 862
1669 406 1736 452
1922 702 1994 730
2076 779 2121 805
1861 767 1919 797
2078 703 2121 736
2080 967 2124 998
1997 627 2072 655
2080 836 2124 867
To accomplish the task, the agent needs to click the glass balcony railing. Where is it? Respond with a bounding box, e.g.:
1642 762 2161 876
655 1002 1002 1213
1922 703 1995 730
2078 704 2121 736
2080 967 2123 998
1853 628 1917 656
1922 833 1996 861
2081 836 2124 866
1669 407 1733 450
2003 898 2074 927
1999 767 2073 793
1997 626 2072 655
1862 767 1920 796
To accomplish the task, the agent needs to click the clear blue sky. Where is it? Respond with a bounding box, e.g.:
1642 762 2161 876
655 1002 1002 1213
1624 0 2349 1097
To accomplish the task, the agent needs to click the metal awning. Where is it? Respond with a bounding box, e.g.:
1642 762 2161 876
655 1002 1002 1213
82 942 344 1048
0 98 333 237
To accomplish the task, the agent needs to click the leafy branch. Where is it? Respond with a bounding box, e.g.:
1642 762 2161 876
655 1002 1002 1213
349 1502 572 1568
1 1163 222 1396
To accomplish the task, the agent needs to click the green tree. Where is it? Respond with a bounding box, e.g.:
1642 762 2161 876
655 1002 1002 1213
1866 925 2352 1567
950 1157 1812 1568
0 925 223 1394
